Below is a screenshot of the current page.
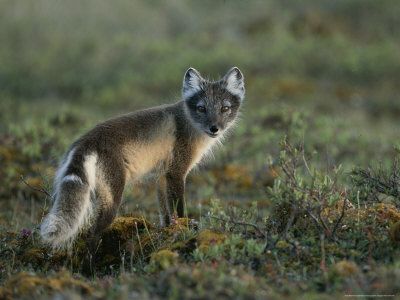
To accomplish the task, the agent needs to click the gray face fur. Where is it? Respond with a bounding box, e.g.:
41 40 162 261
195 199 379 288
182 67 245 138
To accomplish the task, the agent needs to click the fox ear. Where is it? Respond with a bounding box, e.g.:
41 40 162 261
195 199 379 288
223 67 245 100
182 67 204 100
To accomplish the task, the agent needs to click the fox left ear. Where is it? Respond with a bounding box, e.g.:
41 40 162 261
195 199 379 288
223 67 245 100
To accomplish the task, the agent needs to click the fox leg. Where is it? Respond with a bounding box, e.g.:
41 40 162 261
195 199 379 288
80 158 124 251
90 169 125 239
82 176 124 275
91 192 122 238
157 176 170 226
166 171 186 219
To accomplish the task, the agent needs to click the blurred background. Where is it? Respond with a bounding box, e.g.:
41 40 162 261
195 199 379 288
1 0 400 226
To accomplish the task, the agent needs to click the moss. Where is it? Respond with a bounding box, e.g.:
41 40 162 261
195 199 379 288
333 260 360 277
48 251 69 266
389 221 400 243
149 249 179 271
0 216 158 275
325 243 346 257
165 217 191 232
0 271 93 299
321 199 349 223
276 240 290 249
21 248 46 266
106 216 151 238
0 145 19 166
90 216 155 270
99 216 151 254
212 164 254 190
373 203 400 224
172 217 190 227
197 229 226 252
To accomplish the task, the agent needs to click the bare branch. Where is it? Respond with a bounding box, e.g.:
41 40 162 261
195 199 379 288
332 197 347 239
209 215 266 238
20 175 52 198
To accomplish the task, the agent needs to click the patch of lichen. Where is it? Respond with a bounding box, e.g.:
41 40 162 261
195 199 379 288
0 271 94 300
372 203 400 224
0 230 50 271
21 248 46 265
92 216 197 271
350 203 400 242
333 260 360 277
0 133 56 201
100 216 151 251
212 164 254 191
197 229 226 252
148 249 179 271
389 221 400 243
0 217 153 275
82 216 154 270
163 217 192 234
319 200 400 241
0 215 202 277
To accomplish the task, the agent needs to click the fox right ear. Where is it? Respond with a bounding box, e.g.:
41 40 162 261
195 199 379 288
222 67 245 100
182 68 204 100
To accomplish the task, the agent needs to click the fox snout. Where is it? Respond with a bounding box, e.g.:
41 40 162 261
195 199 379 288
205 125 219 138
210 125 219 134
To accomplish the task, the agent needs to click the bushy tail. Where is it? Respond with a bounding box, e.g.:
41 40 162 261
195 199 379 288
40 150 98 249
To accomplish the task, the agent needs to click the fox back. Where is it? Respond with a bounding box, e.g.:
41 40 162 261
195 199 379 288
40 67 245 249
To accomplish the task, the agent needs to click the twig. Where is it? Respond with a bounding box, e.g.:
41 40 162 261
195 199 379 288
134 221 145 261
306 208 322 231
20 175 52 198
209 215 266 238
332 197 347 239
318 209 330 236
302 146 313 177
283 205 297 239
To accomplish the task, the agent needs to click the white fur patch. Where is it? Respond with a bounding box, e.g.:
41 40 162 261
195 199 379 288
63 174 83 185
53 149 76 199
55 149 75 185
83 153 97 191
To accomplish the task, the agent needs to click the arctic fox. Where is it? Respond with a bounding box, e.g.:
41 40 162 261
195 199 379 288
40 67 245 249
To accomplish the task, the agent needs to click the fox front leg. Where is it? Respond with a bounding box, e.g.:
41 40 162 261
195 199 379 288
157 176 171 226
166 172 186 220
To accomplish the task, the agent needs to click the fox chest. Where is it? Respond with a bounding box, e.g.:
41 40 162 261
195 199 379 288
187 137 216 172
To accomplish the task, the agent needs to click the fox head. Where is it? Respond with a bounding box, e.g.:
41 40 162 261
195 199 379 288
182 67 245 138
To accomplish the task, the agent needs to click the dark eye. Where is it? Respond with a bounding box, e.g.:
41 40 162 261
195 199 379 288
197 105 206 113
221 106 230 113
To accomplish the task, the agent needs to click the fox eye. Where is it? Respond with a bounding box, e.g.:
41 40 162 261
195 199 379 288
197 105 206 113
221 106 230 113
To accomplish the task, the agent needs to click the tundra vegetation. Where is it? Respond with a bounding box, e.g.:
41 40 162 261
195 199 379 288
1 0 400 299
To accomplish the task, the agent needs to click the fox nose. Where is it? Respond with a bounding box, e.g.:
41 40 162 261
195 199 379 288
210 125 219 134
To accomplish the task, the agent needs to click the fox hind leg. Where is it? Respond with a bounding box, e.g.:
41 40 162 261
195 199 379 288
87 169 125 247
